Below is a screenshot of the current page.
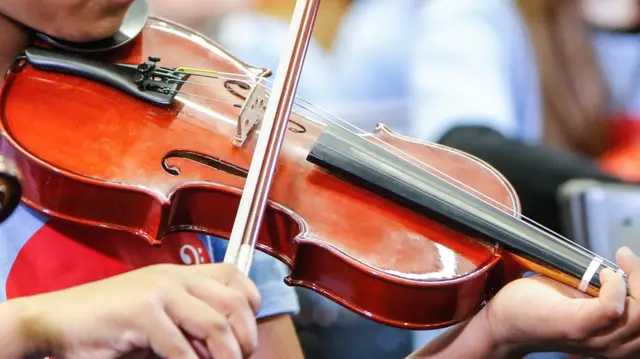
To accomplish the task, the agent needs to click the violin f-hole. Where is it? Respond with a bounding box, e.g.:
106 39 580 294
224 80 251 101
161 150 248 178
288 120 306 134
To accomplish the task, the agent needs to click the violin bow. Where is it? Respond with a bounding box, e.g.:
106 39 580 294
223 0 321 275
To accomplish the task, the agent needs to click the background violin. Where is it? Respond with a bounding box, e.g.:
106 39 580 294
0 1 627 330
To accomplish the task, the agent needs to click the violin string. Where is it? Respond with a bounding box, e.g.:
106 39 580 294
173 89 242 106
166 73 619 270
168 78 618 269
169 77 574 234
173 90 621 273
174 69 258 81
284 93 621 269
167 77 521 214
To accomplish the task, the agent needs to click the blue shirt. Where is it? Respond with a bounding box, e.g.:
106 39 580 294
0 205 299 319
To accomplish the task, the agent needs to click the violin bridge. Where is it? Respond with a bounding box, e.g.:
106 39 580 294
234 77 267 147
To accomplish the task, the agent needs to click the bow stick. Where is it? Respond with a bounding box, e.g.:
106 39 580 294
223 0 321 275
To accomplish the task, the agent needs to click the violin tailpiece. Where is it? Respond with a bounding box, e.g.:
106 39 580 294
21 46 189 106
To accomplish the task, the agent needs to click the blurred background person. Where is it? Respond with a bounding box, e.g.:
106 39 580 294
407 0 640 238
331 0 640 234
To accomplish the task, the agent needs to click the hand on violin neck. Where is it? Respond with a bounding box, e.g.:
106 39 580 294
410 246 640 358
484 246 640 358
0 0 132 44
0 263 262 359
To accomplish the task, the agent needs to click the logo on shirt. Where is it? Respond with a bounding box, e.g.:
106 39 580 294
179 244 207 265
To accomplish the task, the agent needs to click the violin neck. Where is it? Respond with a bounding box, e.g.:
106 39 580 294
307 124 625 293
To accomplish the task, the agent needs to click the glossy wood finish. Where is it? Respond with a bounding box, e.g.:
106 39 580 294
0 18 522 329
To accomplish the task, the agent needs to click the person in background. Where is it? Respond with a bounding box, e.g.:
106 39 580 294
406 0 640 237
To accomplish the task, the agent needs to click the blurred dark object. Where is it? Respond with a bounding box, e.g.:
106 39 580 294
559 179 640 261
438 125 621 236
0 156 21 223
293 289 413 359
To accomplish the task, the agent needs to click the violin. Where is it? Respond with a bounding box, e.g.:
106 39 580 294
0 0 628 330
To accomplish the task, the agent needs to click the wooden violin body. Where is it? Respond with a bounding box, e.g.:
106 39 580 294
1 17 578 330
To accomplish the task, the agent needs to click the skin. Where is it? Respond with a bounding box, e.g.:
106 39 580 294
409 247 640 358
0 263 262 359
0 0 134 43
581 0 640 31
